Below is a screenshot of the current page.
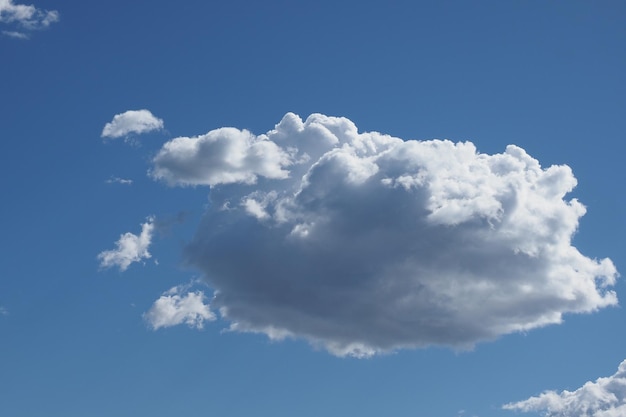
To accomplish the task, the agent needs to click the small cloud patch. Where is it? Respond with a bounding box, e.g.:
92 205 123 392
0 0 59 38
105 176 133 185
101 109 164 140
98 217 155 272
144 284 215 330
504 359 626 417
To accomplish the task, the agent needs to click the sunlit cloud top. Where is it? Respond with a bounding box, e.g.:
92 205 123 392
101 110 164 140
148 112 618 357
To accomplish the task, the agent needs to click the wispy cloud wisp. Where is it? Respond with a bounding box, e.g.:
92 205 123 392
0 0 59 38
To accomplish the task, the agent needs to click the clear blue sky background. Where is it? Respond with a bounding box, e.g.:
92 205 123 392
1 1 625 416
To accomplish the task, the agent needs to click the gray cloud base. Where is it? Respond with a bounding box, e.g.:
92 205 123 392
155 113 618 357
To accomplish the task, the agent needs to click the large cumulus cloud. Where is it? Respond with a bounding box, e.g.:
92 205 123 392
154 113 618 357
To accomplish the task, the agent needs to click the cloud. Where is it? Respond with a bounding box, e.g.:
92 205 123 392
143 284 215 330
154 113 618 357
0 0 59 33
101 110 164 140
0 306 8 316
504 360 626 417
2 29 27 39
105 176 133 185
98 217 155 271
151 127 293 186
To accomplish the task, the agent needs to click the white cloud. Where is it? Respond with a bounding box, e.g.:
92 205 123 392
504 360 626 417
151 127 293 186
0 0 58 32
0 306 8 316
2 29 27 38
98 217 155 271
155 113 618 357
143 284 215 330
105 176 133 185
101 110 164 140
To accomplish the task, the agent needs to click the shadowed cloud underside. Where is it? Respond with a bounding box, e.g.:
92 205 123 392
152 113 618 357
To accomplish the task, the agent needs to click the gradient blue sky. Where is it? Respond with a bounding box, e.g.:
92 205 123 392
1 1 625 416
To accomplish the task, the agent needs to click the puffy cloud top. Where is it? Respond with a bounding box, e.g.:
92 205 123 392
155 113 618 356
143 284 214 330
151 127 293 186
504 360 626 417
101 109 164 140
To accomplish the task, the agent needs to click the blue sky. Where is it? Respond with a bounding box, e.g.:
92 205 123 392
1 1 625 416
